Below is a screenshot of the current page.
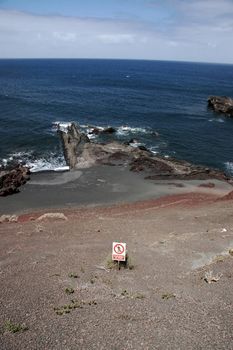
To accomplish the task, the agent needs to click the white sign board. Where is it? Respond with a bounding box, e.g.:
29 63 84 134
112 242 126 261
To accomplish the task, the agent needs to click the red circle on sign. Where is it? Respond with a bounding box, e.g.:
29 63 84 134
114 244 125 255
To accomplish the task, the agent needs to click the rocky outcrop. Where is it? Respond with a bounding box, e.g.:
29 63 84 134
58 123 90 169
130 156 173 174
130 155 228 181
57 122 230 182
208 96 233 117
0 165 30 196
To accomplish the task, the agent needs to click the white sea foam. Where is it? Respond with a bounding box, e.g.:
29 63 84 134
129 141 143 148
52 121 72 133
149 148 159 155
208 118 225 123
1 151 68 173
52 121 154 138
27 156 68 172
116 126 150 136
225 162 233 175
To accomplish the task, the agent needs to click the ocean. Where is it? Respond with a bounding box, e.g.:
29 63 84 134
0 59 233 174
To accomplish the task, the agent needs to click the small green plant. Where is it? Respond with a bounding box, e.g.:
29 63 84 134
121 289 129 297
105 256 118 269
54 298 97 316
68 273 79 279
105 254 134 270
133 292 145 299
118 314 131 320
65 287 74 295
214 255 225 263
162 293 176 300
120 290 145 299
54 300 83 315
4 320 28 333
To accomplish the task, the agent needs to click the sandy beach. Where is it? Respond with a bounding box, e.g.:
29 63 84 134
1 164 233 349
1 164 232 215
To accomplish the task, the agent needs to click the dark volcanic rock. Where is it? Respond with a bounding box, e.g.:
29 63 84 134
0 165 30 196
208 96 233 117
102 127 116 134
130 156 173 174
89 126 116 135
145 166 228 181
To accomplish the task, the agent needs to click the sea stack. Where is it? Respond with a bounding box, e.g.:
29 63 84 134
208 96 233 117
57 122 90 169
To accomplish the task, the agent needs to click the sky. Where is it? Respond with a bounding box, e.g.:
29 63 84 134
0 0 233 63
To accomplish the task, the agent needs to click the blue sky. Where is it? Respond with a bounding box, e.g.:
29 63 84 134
0 0 233 63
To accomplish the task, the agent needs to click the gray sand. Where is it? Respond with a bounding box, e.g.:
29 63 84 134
0 165 232 214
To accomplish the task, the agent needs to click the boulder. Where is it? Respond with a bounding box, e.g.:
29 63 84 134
0 215 18 223
208 96 233 117
0 165 30 196
102 127 116 134
89 126 116 135
36 213 68 221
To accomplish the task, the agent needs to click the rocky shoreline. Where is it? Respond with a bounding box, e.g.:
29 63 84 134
1 121 231 197
58 122 230 181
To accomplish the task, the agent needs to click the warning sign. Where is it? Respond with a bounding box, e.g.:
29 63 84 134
112 242 126 261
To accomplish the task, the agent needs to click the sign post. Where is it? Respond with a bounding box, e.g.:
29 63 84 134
112 242 126 269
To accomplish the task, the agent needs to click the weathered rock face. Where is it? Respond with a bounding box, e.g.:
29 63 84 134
208 96 233 117
58 123 90 169
0 165 30 196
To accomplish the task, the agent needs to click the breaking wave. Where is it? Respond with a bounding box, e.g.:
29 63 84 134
1 122 160 173
1 151 68 173
225 162 233 175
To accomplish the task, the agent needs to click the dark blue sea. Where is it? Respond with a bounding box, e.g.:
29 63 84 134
0 59 233 174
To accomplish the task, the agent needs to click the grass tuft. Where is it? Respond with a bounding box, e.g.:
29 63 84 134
4 320 28 333
65 287 74 295
68 273 79 279
105 253 135 270
162 293 176 300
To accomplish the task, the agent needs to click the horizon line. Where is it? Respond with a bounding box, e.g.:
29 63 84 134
0 57 233 66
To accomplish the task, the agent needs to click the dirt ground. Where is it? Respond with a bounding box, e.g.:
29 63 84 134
0 193 233 349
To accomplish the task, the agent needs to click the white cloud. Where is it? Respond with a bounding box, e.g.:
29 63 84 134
53 32 77 42
97 34 135 44
0 6 233 63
